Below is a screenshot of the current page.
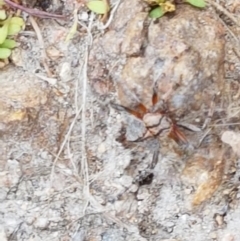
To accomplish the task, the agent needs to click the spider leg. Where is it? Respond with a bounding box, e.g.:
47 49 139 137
168 125 188 144
152 89 159 106
111 102 147 119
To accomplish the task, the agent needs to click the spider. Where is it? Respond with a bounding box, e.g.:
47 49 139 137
113 89 189 144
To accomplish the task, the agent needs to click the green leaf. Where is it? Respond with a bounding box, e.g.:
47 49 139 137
149 6 165 18
65 8 78 42
186 0 206 8
0 21 9 44
0 10 6 20
87 0 109 14
7 23 21 35
9 17 25 26
0 39 16 49
65 20 78 42
0 48 11 59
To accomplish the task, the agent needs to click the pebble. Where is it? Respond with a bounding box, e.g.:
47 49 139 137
26 216 35 225
34 217 49 229
210 232 217 239
46 46 62 60
0 226 7 241
136 187 149 200
59 62 73 82
215 214 224 226
165 221 175 228
221 234 235 241
129 184 139 193
97 143 106 154
78 12 89 21
119 175 133 188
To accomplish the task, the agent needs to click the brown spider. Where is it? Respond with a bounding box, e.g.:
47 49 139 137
113 90 189 144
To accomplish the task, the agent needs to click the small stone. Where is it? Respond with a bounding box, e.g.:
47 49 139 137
180 214 189 223
59 62 72 82
0 61 6 68
78 12 88 21
46 46 62 60
26 216 35 225
165 221 175 228
210 232 217 239
184 188 192 195
129 184 139 193
195 118 201 123
11 48 23 67
97 143 106 154
40 151 49 159
119 175 133 188
0 226 7 241
221 234 235 241
34 217 49 229
136 187 150 200
215 214 224 226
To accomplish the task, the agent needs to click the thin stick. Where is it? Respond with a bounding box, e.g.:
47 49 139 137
29 16 53 77
98 0 121 30
78 13 94 216
210 122 240 127
4 0 66 19
206 0 240 27
50 106 82 184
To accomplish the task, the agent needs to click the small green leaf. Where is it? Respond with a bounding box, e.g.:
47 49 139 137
0 39 16 49
87 0 109 14
65 8 78 42
0 48 11 59
0 21 9 44
7 23 22 35
149 6 165 18
9 17 25 26
0 10 6 20
186 0 206 8
65 20 78 42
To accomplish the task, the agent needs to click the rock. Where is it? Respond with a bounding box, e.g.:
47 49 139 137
0 76 48 123
116 4 225 114
182 148 225 206
88 0 225 142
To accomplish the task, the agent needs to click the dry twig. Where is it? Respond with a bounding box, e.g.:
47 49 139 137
206 0 240 27
98 0 121 30
77 13 94 216
29 16 53 77
4 0 66 19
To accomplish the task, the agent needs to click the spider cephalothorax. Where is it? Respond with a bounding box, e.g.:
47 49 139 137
114 90 188 144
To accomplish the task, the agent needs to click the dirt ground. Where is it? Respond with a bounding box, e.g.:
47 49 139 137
1 0 240 240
